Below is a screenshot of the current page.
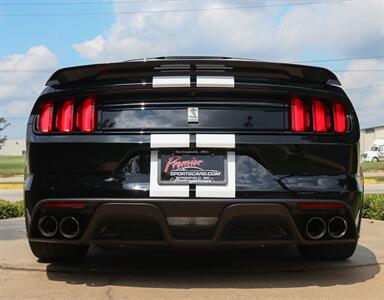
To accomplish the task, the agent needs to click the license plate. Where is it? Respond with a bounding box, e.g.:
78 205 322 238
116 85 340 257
158 150 227 185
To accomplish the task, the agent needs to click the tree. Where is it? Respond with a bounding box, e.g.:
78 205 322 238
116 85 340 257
0 117 10 150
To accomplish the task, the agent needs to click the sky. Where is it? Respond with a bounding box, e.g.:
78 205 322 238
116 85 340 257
0 0 384 139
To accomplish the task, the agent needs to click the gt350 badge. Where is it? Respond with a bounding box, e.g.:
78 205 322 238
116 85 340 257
188 107 199 123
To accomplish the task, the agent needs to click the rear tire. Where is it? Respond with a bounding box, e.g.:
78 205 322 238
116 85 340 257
29 241 89 262
372 157 379 162
298 242 357 260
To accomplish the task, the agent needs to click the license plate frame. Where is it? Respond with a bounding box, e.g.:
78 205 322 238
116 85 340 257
158 149 227 185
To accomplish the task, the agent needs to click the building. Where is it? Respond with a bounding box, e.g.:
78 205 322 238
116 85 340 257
360 125 384 153
0 140 26 156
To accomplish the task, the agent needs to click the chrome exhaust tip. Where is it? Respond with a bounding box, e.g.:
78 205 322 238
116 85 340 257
38 215 58 238
59 217 80 239
328 216 348 239
305 217 326 240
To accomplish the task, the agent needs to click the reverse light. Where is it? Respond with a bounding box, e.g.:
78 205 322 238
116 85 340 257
42 202 87 209
39 101 54 133
166 217 218 226
333 102 347 133
298 203 345 209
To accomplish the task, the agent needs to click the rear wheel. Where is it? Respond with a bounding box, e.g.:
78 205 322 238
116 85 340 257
29 241 89 262
298 242 357 260
372 157 379 162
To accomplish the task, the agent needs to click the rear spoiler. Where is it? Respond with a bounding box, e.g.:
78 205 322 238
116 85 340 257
46 57 341 87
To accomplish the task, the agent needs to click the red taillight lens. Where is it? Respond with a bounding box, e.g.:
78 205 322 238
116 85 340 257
77 97 96 132
312 99 330 132
38 97 97 134
333 102 347 133
290 97 346 134
291 96 305 132
57 99 75 133
298 203 345 209
42 202 87 209
39 101 54 133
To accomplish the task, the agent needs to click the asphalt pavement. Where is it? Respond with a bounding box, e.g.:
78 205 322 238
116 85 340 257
0 189 23 202
364 172 384 177
364 183 384 194
0 176 24 183
0 218 382 299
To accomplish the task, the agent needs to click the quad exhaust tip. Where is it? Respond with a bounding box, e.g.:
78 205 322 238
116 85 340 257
59 216 80 239
305 217 326 240
38 215 58 238
328 216 348 239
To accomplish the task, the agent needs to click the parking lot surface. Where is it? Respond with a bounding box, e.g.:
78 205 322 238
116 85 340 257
0 218 383 299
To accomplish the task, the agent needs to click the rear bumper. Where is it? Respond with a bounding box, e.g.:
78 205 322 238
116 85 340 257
27 199 359 248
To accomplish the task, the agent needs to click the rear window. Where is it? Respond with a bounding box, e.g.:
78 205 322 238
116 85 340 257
102 104 285 131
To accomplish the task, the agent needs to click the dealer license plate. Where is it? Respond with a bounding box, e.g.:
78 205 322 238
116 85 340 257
158 150 227 185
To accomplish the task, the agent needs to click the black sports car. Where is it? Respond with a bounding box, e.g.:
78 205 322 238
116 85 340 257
25 56 363 261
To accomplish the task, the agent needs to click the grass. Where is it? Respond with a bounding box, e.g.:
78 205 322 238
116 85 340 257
0 156 24 177
362 162 384 173
0 200 24 219
363 194 384 221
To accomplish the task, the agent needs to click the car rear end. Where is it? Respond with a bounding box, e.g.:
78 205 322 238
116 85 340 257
25 57 363 261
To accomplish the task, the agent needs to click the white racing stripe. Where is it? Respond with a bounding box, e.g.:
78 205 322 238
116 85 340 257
196 134 235 148
149 150 189 197
196 76 235 88
196 151 236 198
152 76 190 88
150 134 190 148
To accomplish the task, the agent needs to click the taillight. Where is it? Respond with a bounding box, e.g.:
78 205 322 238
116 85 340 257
77 97 96 132
38 98 97 134
39 101 54 133
333 102 347 133
57 99 75 133
290 96 305 132
312 99 329 132
290 96 348 134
